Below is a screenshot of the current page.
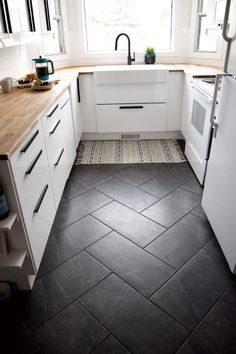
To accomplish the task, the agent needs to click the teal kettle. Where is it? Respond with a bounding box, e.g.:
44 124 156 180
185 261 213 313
32 56 55 81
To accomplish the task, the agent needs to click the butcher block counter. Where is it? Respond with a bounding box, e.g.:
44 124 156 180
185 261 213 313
0 64 222 159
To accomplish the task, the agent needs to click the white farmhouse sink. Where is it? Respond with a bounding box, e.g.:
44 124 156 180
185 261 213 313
94 65 169 85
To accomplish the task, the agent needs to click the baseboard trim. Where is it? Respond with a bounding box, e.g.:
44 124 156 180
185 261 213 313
82 131 184 140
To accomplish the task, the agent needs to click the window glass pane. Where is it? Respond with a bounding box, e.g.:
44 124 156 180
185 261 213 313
198 16 218 51
83 0 173 52
43 0 64 55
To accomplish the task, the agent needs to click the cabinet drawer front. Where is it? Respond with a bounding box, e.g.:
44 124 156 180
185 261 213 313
43 114 64 166
10 121 44 169
25 177 56 270
96 103 167 133
11 147 49 218
95 84 168 104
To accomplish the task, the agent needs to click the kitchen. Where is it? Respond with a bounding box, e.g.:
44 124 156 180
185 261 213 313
0 0 236 353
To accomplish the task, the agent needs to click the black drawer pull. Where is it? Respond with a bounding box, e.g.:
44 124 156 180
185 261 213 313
47 104 58 118
21 130 39 153
34 184 48 213
54 148 64 166
77 77 81 103
119 106 144 109
25 149 42 175
50 119 61 135
60 98 70 110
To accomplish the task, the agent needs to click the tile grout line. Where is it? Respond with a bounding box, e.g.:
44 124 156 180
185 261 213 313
173 279 236 354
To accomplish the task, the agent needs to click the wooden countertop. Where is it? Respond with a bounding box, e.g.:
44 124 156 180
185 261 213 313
0 64 222 159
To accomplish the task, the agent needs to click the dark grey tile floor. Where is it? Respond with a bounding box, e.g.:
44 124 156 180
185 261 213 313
1 162 236 354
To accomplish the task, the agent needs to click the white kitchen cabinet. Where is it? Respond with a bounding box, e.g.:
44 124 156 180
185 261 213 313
167 72 184 131
94 69 169 134
59 90 76 176
10 121 49 220
42 100 68 209
80 74 97 133
24 174 56 270
69 77 82 148
97 103 167 133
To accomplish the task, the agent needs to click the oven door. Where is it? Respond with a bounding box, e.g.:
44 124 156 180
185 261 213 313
189 85 213 159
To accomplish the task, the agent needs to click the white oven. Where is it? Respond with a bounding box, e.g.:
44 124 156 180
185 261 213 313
185 79 214 185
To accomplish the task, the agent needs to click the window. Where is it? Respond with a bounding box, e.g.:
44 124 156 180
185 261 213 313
195 0 225 52
43 0 64 55
83 0 173 53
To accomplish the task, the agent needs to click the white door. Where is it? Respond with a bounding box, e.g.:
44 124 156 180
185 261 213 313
202 76 236 273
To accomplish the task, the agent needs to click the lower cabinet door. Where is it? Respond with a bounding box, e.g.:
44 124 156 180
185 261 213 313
25 177 56 270
96 103 167 133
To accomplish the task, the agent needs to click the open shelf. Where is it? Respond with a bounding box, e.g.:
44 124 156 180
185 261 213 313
0 212 17 231
0 249 27 270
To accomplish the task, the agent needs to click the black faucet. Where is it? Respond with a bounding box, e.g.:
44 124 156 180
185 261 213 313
115 33 135 65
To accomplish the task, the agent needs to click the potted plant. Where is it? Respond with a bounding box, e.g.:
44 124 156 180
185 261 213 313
145 47 156 64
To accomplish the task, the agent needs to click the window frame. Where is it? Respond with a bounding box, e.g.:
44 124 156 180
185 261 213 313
194 0 223 53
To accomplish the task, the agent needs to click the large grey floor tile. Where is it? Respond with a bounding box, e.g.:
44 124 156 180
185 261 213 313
142 188 201 228
204 237 225 260
139 163 172 177
116 166 153 187
93 201 165 247
87 232 175 297
151 249 233 330
79 274 188 354
17 252 110 331
222 281 236 309
54 189 112 229
190 204 208 221
64 166 112 200
184 300 236 354
146 213 213 269
140 164 194 198
34 302 108 354
92 336 130 354
42 216 111 271
182 178 203 196
96 164 134 176
96 178 158 212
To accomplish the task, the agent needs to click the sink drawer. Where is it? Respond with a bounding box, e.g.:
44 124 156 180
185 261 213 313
96 103 167 133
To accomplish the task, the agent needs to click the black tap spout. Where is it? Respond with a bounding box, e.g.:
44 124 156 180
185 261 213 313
115 33 135 65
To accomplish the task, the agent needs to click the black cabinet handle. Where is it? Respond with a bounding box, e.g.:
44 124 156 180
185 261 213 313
44 0 51 31
60 98 70 110
77 77 81 103
119 106 144 109
34 184 48 213
25 149 42 175
0 0 8 33
4 0 12 33
50 119 61 135
47 104 58 118
21 130 39 153
54 148 64 166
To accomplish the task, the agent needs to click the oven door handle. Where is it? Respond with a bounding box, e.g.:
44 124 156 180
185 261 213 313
191 85 213 104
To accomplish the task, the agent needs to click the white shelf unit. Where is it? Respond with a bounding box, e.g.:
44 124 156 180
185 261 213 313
0 249 27 270
0 212 27 270
0 212 17 231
